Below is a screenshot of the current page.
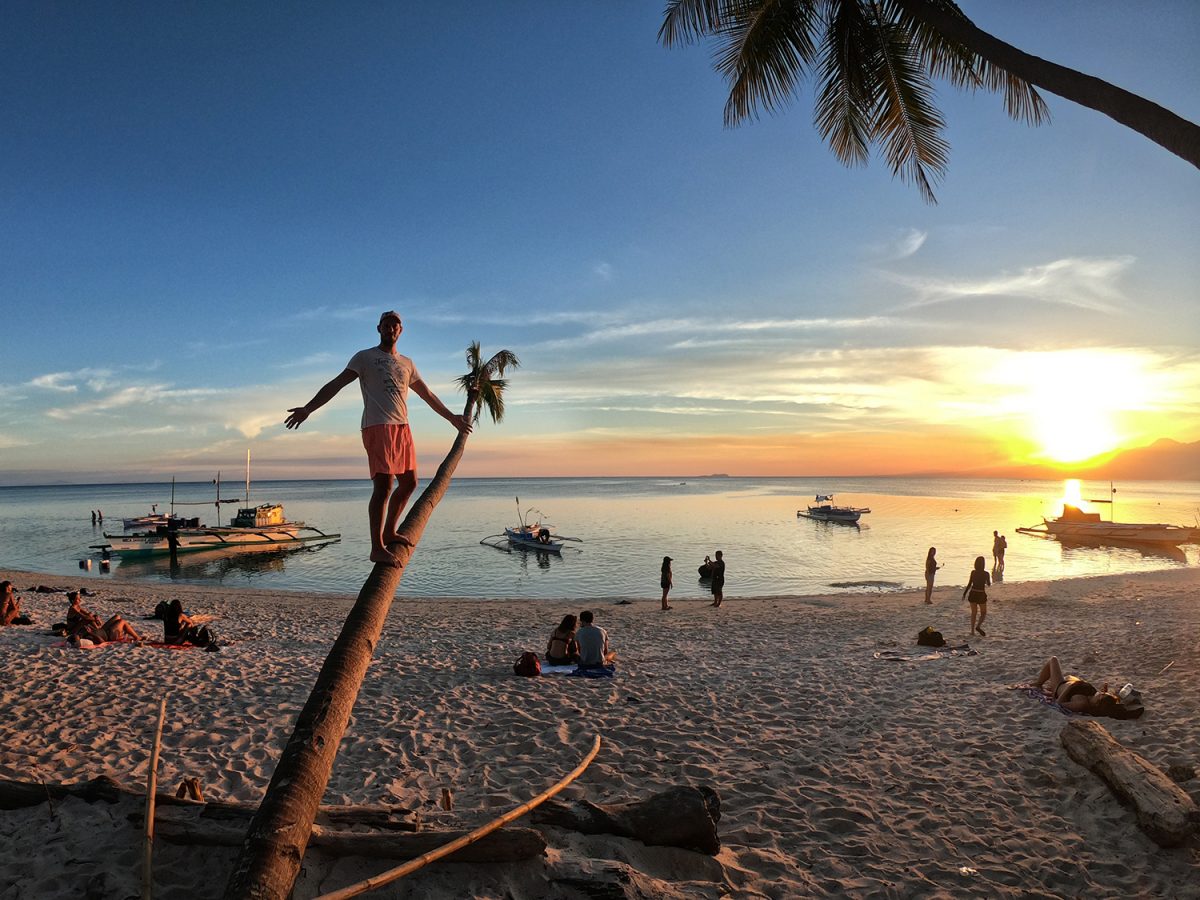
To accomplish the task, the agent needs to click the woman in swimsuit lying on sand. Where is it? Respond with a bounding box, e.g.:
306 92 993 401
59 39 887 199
66 590 145 644
1031 656 1143 719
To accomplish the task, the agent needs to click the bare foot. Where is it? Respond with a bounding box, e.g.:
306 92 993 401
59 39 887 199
369 548 402 567
924 599 932 604
662 605 672 611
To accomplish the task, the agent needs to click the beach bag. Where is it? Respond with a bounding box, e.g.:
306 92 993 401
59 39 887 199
513 651 541 677
916 626 946 648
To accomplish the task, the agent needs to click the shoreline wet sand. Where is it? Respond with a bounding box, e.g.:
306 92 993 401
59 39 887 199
0 565 1197 898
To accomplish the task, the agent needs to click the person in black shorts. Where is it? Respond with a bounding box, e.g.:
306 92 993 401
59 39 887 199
962 556 991 636
709 550 725 608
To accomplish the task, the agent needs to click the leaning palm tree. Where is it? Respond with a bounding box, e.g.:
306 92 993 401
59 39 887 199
660 0 1200 202
225 343 519 900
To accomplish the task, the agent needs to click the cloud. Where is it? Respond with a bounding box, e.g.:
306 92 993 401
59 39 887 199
890 256 1135 314
593 261 614 281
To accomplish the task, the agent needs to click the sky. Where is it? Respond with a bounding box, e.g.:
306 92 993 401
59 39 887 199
1 1 1198 485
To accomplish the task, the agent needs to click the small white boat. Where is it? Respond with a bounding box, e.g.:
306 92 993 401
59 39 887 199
481 498 581 555
1020 504 1189 546
122 513 171 530
798 495 870 524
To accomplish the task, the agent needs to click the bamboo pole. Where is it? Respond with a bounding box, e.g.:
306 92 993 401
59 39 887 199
315 735 602 900
143 697 168 900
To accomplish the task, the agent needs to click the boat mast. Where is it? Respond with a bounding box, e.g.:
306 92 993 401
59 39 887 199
516 496 524 529
170 476 176 515
246 449 251 509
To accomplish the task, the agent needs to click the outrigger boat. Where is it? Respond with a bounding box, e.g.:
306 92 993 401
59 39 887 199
798 494 871 524
1018 505 1189 546
97 454 340 558
1017 482 1191 547
480 498 582 555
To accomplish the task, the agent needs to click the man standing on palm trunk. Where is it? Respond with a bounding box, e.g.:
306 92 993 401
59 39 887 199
285 311 471 565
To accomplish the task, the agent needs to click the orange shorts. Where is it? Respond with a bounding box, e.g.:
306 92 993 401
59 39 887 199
361 424 416 477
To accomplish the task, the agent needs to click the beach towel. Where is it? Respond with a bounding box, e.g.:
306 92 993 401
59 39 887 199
1009 685 1075 716
541 664 579 675
569 664 616 679
55 639 194 651
873 644 976 662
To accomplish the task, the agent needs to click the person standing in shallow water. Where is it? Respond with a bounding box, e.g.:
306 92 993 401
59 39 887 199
285 310 472 566
660 556 673 610
923 547 941 604
709 550 725 607
962 555 991 636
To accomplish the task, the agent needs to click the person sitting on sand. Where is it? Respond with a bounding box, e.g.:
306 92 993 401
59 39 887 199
962 556 991 636
545 614 581 666
66 591 145 644
1029 656 1144 719
1 581 23 626
162 599 198 645
575 609 616 668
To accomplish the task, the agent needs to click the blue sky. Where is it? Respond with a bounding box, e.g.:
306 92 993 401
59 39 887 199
2 1 1198 484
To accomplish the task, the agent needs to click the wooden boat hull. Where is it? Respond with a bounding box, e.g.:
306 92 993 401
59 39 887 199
504 527 563 554
102 524 340 557
798 506 866 523
1042 520 1187 545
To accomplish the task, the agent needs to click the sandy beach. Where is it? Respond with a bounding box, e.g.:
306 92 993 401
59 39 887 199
0 565 1197 898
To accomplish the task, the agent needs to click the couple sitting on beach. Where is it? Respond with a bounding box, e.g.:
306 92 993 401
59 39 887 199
1026 656 1144 719
546 610 616 669
64 591 145 645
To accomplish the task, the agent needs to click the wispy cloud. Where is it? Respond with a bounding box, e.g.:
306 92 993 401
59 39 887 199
890 256 1135 313
28 368 114 392
593 261 614 281
291 304 376 323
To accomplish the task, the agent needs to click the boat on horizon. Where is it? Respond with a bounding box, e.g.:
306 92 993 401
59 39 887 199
798 494 871 524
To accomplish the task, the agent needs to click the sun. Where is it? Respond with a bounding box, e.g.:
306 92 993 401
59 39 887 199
992 350 1153 464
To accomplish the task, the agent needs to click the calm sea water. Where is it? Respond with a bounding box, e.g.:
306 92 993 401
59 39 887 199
1 477 1197 600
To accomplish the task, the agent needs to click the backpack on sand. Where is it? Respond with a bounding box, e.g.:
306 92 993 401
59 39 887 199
916 626 946 648
513 650 541 677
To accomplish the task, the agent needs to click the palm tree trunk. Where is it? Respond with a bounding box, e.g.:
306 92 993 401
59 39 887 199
898 0 1200 169
224 392 478 900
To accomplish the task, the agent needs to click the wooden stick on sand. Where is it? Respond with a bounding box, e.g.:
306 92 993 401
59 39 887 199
142 697 167 900
315 734 602 900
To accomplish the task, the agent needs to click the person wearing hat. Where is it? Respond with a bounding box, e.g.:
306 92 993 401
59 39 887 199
660 556 673 610
285 310 471 565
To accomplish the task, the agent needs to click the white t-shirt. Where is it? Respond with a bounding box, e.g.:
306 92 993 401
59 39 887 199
575 623 609 667
346 347 421 429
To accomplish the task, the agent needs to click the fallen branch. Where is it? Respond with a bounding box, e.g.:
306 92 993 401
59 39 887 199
531 785 721 855
131 807 544 862
0 776 416 830
143 697 167 900
1060 719 1199 847
315 734 602 900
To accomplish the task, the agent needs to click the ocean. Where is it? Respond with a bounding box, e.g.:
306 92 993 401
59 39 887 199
1 476 1197 600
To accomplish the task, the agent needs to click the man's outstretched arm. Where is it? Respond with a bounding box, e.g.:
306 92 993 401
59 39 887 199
410 377 473 434
285 369 358 429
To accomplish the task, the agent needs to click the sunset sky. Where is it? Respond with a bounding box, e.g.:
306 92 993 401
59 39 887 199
2 2 1198 485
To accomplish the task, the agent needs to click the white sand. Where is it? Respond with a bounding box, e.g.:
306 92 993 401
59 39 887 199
0 565 1197 898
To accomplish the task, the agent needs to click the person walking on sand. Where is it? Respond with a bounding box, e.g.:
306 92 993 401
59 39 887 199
660 556 673 610
285 311 471 566
923 547 941 604
962 556 991 636
709 550 725 607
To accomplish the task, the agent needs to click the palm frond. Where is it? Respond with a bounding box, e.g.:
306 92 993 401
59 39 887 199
457 342 519 425
862 4 948 203
814 0 873 166
719 0 822 125
659 0 729 46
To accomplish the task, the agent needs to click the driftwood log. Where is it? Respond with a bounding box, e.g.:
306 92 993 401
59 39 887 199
1060 720 1200 847
0 776 416 830
531 785 721 855
127 807 546 863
